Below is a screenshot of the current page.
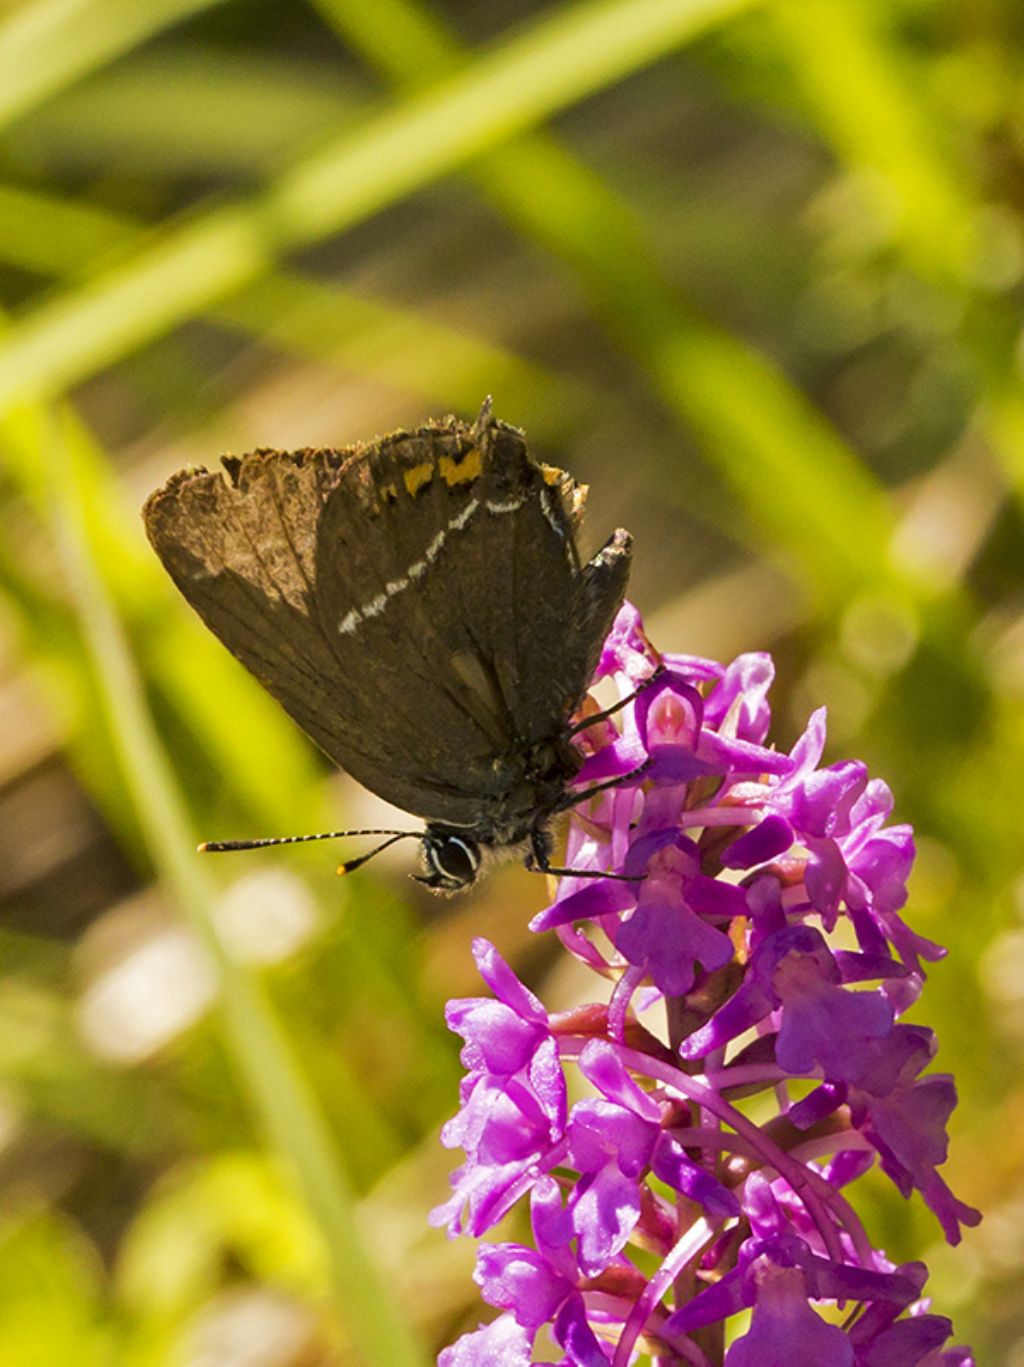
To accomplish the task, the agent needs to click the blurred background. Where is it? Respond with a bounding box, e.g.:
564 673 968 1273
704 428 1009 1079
0 0 1019 1360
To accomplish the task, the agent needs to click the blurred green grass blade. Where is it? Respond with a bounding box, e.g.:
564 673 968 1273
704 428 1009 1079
213 274 592 432
40 408 426 1367
0 0 896 604
769 0 1024 510
0 179 591 432
0 204 267 407
0 0 895 609
315 0 453 73
0 172 868 599
265 0 758 244
0 381 324 840
9 46 364 176
0 306 419 1194
771 0 973 287
0 0 225 131
0 182 129 275
650 319 897 593
319 0 895 603
0 0 756 412
467 148 899 602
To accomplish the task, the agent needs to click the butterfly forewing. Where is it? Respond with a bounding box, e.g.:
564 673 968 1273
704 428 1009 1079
142 451 381 775
143 411 632 834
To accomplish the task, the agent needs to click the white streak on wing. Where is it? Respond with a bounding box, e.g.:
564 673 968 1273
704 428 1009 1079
362 592 389 620
337 497 481 635
424 529 446 562
486 494 527 514
450 497 479 531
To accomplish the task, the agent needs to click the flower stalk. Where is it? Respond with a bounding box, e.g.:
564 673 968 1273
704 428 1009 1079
434 606 978 1366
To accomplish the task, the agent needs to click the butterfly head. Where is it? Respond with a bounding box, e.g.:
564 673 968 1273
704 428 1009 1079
416 827 484 893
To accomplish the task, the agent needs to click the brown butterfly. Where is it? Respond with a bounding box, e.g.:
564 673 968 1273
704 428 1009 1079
143 402 637 891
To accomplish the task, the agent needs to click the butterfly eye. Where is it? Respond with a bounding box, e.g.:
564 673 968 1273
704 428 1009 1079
419 832 481 891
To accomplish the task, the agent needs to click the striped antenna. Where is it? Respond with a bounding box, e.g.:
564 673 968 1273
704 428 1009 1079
337 832 420 876
197 827 419 854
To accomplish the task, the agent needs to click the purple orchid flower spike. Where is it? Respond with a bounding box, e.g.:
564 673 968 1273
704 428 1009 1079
435 605 978 1365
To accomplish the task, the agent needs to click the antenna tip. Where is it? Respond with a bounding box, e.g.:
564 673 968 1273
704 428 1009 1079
197 841 210 854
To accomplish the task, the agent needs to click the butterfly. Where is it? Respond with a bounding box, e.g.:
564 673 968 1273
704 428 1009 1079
143 401 637 891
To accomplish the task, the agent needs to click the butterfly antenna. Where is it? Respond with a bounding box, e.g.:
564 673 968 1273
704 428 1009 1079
337 832 421 876
197 828 417 854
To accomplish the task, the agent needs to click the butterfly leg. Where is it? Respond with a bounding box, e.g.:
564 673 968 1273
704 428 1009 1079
556 759 651 813
525 827 642 883
567 664 665 738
